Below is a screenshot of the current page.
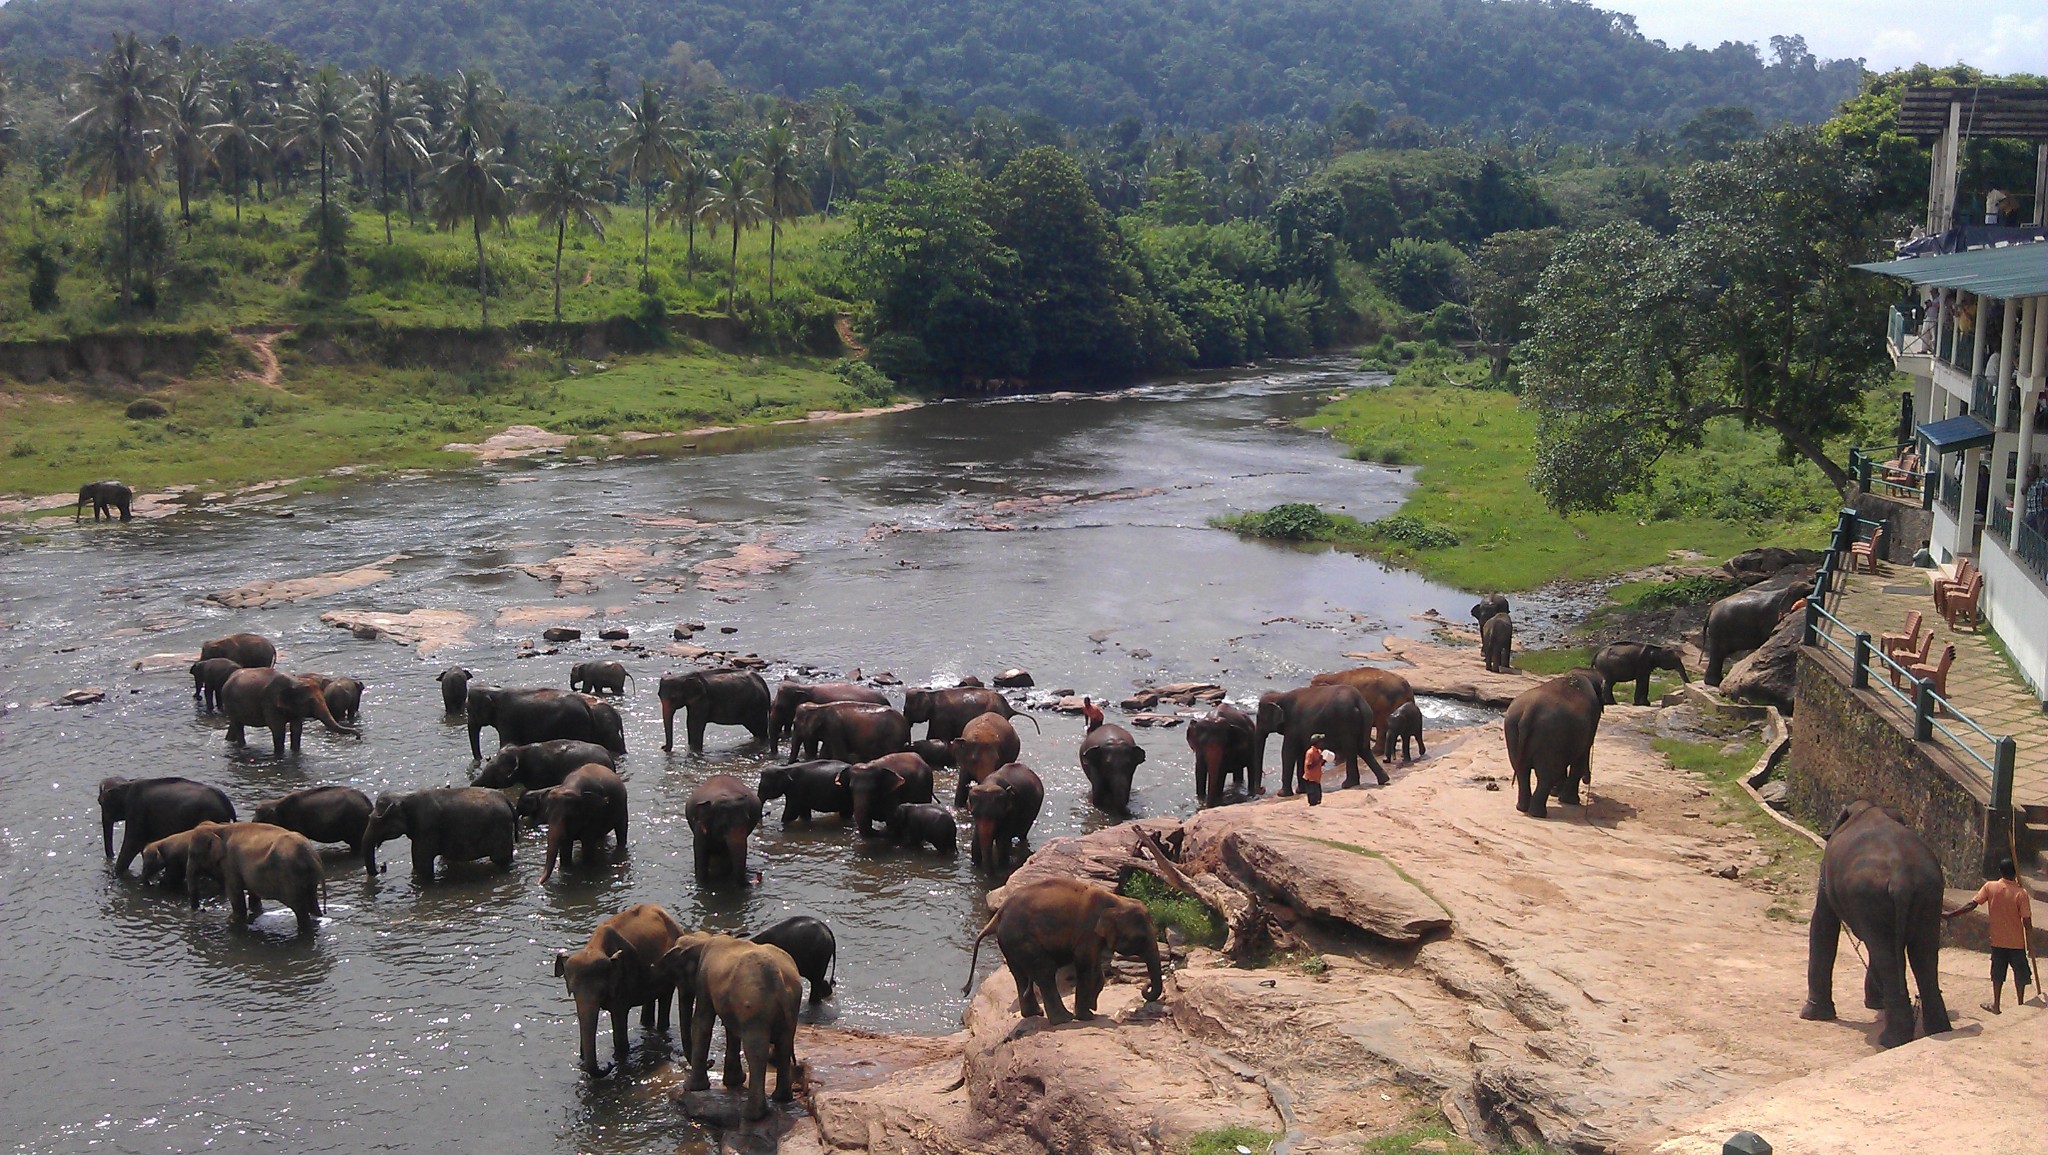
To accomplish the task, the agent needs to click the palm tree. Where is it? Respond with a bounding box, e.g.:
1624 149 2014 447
754 123 809 305
278 64 367 253
607 80 686 288
430 141 516 325
707 155 765 313
445 68 506 154
820 103 860 215
165 58 215 225
66 33 174 310
1231 150 1266 216
657 151 712 279
0 76 18 180
524 141 613 323
204 82 267 223
361 67 428 244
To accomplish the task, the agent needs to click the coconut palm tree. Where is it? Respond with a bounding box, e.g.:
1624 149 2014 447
361 67 428 244
657 151 712 280
204 82 267 223
607 80 686 289
706 155 765 313
277 64 367 253
524 141 613 323
430 141 516 325
165 57 215 225
445 68 505 154
66 33 174 309
819 103 860 215
1231 150 1266 216
754 122 809 305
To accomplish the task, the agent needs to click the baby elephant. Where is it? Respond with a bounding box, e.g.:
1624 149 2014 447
252 785 374 854
189 658 242 711
1381 700 1426 763
436 667 473 714
519 763 629 883
744 915 837 1005
316 676 365 723
885 802 957 855
570 660 634 696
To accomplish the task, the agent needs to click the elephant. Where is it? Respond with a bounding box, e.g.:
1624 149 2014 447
839 752 936 837
519 763 629 883
950 711 1022 807
789 701 911 764
1309 666 1417 756
686 774 762 884
436 667 472 714
140 825 215 887
1502 670 1606 819
1471 593 1510 628
1079 721 1147 814
76 479 134 522
467 686 626 759
296 673 364 723
885 802 958 855
903 686 1037 745
252 785 374 854
967 762 1044 871
964 876 1164 1023
1256 684 1383 794
571 660 635 696
656 934 803 1120
1801 801 1953 1048
473 739 616 790
220 668 360 756
554 903 687 1075
1382 700 1427 763
363 787 518 880
189 658 242 711
184 821 325 935
770 680 889 751
1481 612 1514 673
658 668 771 753
744 915 838 1005
911 738 954 769
757 760 854 826
101 776 237 876
1705 580 1810 685
200 632 277 668
1593 642 1690 706
1187 702 1260 806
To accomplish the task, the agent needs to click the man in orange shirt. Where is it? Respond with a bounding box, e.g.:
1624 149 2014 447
1944 858 2036 1013
1300 733 1327 807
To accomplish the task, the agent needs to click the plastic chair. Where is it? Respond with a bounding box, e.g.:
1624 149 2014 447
1890 630 1934 687
1933 559 1976 614
1850 527 1885 573
1941 572 1983 628
1908 644 1956 708
1880 610 1923 658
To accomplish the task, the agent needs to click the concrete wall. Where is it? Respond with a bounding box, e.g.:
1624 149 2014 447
1786 650 1990 886
1850 490 1934 564
1979 535 2048 702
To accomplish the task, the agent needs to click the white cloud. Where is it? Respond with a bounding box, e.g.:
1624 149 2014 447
1601 0 2048 74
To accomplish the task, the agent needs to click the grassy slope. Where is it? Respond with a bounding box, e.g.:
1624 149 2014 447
1302 384 1836 592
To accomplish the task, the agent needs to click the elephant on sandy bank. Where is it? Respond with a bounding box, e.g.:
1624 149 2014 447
1801 801 1952 1048
1481 613 1514 673
101 776 237 876
1256 684 1383 792
1502 669 1606 819
1704 580 1808 685
965 876 1163 1023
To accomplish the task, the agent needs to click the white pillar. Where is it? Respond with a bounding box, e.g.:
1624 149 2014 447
2020 298 2041 383
1971 292 1990 380
2018 377 2040 551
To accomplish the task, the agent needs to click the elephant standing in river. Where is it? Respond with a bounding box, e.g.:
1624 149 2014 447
745 915 837 1006
965 876 1164 1023
76 480 134 522
1256 684 1382 793
296 673 364 723
467 686 626 759
201 632 276 669
967 762 1043 871
1704 580 1810 685
770 680 889 752
950 712 1022 807
659 668 770 752
840 753 935 837
790 701 910 764
1801 801 1953 1048
1593 642 1690 706
904 687 1035 745
658 934 803 1121
686 774 762 884
520 763 629 884
1187 702 1259 806
758 760 854 825
221 668 360 756
473 739 615 790
253 785 373 854
189 658 242 711
555 903 687 1076
571 661 634 696
1502 670 1606 819
436 667 473 714
102 776 237 876
185 822 325 935
1079 719 1146 814
363 787 518 880
886 802 958 855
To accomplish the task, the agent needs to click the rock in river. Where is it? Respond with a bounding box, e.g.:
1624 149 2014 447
994 667 1034 688
541 627 583 643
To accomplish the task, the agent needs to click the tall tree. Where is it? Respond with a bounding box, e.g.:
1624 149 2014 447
608 80 686 289
278 64 366 253
445 68 506 153
0 75 17 180
361 67 428 244
820 103 860 215
707 155 765 313
524 141 613 323
754 122 810 305
204 82 267 223
429 141 516 325
165 57 215 225
1521 127 1888 510
66 33 173 310
1229 149 1265 215
1468 227 1561 383
658 151 713 279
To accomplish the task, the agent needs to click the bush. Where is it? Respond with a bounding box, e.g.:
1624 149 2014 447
1362 513 1460 549
1122 871 1223 948
1244 501 1336 540
1371 238 1471 312
301 252 352 300
1626 574 1742 610
1187 1127 1282 1155
833 358 895 406
22 242 62 313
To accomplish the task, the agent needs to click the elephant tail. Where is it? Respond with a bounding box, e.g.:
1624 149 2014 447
1014 711 1041 734
962 911 999 996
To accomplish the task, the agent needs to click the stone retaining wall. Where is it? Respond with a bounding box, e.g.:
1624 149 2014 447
1851 489 1934 564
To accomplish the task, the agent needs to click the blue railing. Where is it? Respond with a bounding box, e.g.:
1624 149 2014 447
1939 472 1962 516
1889 307 1905 350
2017 519 2048 587
1847 445 1928 501
1972 375 1997 424
1990 501 2013 540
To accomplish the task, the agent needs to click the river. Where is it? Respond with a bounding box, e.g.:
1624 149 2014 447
0 357 1485 1153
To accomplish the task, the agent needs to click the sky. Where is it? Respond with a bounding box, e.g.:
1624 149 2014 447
1600 0 2048 76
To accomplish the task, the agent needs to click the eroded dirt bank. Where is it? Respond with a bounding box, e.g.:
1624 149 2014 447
757 706 1990 1154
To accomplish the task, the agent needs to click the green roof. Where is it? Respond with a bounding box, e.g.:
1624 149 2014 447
1854 242 2048 299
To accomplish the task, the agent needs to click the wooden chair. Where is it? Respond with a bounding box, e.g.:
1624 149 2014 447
1850 527 1885 573
1880 610 1923 658
1908 644 1957 709
1890 629 1934 686
1941 572 1983 629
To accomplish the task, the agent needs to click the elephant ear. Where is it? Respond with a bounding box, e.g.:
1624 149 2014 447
889 770 908 791
599 925 640 968
553 951 568 977
1132 746 1147 765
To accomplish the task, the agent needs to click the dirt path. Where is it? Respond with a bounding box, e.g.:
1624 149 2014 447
232 326 287 387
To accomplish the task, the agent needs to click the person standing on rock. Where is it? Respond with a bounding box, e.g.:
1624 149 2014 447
1081 697 1105 733
1944 858 2036 1013
1301 734 1328 807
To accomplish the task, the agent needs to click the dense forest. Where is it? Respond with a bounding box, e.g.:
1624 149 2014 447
0 0 1862 135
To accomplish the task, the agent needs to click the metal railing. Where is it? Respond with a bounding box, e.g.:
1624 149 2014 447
1972 374 1997 424
2017 518 2048 587
1848 445 1929 502
1887 307 1930 356
1938 472 1962 516
1990 501 2013 539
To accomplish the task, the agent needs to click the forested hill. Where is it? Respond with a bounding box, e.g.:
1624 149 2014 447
0 0 1860 134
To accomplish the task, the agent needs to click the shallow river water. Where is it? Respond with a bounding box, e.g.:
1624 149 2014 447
0 357 1485 1153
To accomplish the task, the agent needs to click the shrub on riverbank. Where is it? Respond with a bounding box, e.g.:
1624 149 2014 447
1212 503 1462 557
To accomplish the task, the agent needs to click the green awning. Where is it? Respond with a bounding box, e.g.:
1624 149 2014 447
1855 242 2048 299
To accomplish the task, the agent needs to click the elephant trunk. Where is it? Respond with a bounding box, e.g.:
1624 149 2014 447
1676 660 1692 684
469 717 486 760
362 821 384 879
575 995 608 1075
725 827 750 880
661 699 677 750
103 816 116 860
974 817 996 862
311 692 357 737
1135 935 1164 1003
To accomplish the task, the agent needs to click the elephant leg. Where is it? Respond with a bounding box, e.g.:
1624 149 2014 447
1907 931 1951 1036
269 723 288 757
413 844 435 881
721 1014 745 1087
611 1006 630 1057
1008 957 1042 1018
1705 647 1725 686
1871 936 1915 1048
1863 959 1886 1010
1513 763 1532 815
1073 950 1103 1021
693 839 710 878
1036 965 1072 1025
640 998 655 1029
655 985 673 1034
1800 887 1841 1020
289 719 304 752
742 1030 771 1118
1633 674 1652 707
688 713 707 753
228 721 246 747
662 709 676 753
1526 769 1553 820
685 1005 715 1091
773 1026 796 1101
1558 763 1584 806
1361 741 1389 786
227 868 250 924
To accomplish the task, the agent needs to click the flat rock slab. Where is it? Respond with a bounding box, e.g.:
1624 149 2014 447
496 604 594 627
319 608 476 656
1195 828 1450 944
692 535 799 591
517 542 671 595
442 424 573 460
1376 635 1545 706
206 553 406 609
